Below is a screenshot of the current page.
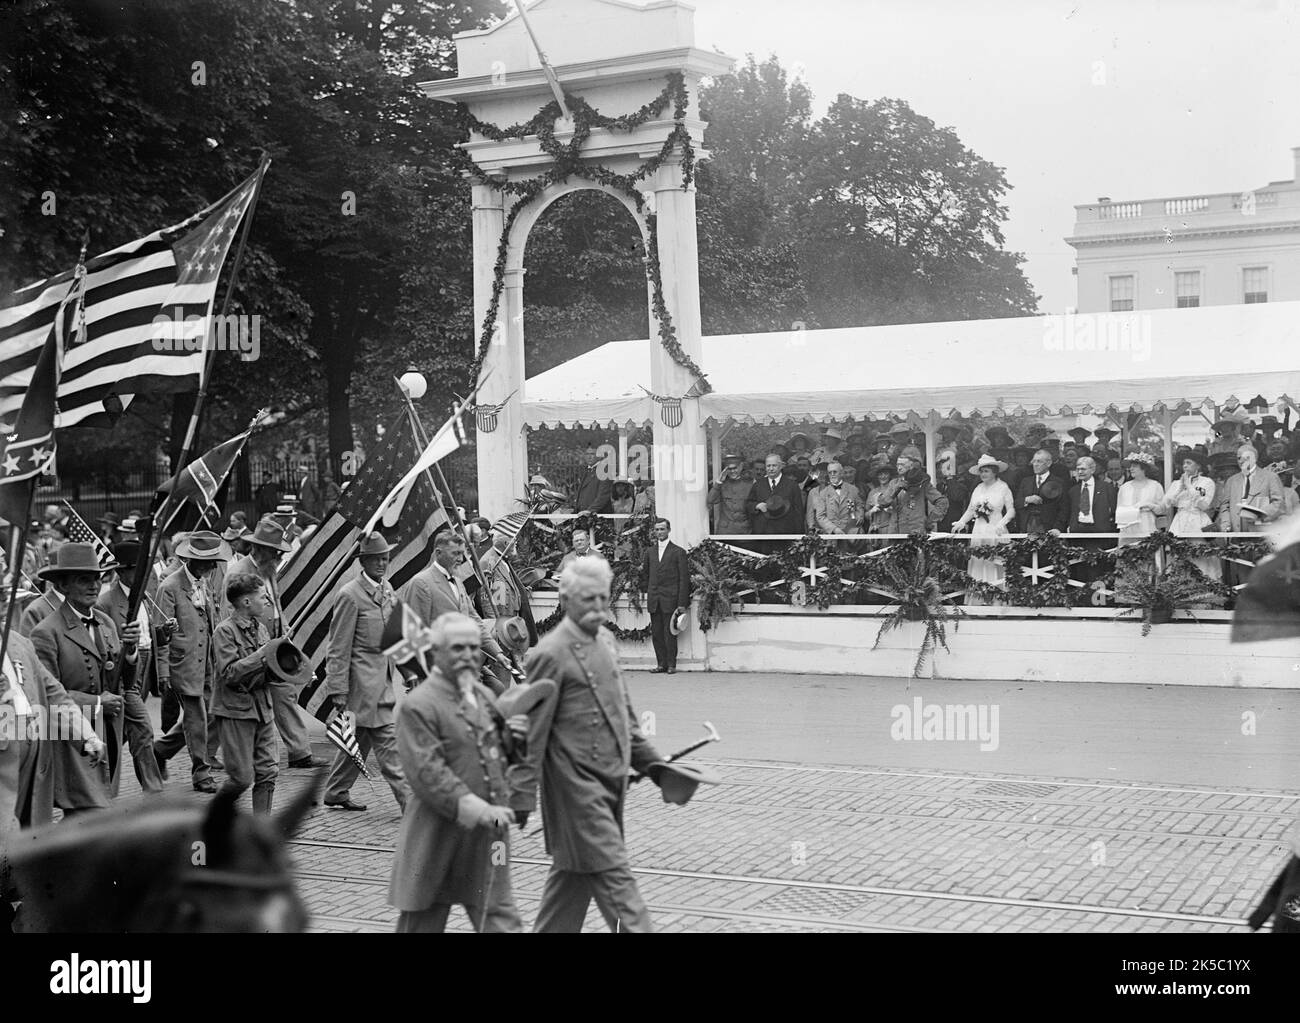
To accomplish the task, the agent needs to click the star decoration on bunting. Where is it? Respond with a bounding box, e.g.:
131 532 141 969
800 555 828 586
1019 551 1056 585
2 453 19 474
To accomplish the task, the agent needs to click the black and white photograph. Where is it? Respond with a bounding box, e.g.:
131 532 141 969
1 0 1298 1001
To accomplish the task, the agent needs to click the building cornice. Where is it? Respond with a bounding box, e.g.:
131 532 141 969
1066 220 1300 249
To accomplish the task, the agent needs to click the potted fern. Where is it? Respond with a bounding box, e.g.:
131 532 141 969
1114 566 1224 636
869 544 966 678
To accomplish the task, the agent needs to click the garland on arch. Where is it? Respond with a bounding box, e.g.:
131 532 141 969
452 73 711 397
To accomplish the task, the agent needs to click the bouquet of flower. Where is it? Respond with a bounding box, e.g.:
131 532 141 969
974 501 994 523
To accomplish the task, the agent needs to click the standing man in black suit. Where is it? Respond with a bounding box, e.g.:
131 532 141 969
1015 449 1069 535
642 518 691 674
573 445 613 513
1056 455 1117 595
746 453 806 537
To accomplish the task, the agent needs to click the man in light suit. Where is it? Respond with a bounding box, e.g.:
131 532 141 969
223 517 325 769
389 613 525 933
809 461 864 534
153 531 230 794
399 529 511 695
30 543 140 814
1217 442 1285 587
93 541 164 795
641 517 691 674
322 531 409 813
3 629 105 924
512 556 667 932
1217 443 1284 533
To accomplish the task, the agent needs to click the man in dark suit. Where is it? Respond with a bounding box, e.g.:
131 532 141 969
746 453 805 535
641 517 691 674
573 445 612 513
1058 456 1117 595
1015 449 1069 534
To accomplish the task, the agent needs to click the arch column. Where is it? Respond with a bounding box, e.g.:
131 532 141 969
642 160 709 548
473 184 528 522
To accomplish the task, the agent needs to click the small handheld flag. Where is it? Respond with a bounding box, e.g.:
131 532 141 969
325 709 370 779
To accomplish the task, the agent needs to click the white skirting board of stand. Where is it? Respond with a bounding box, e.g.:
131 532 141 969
528 594 1300 687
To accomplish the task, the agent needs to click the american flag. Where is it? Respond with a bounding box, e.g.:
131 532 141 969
0 167 264 429
61 502 115 569
281 410 450 720
325 711 370 779
491 508 532 547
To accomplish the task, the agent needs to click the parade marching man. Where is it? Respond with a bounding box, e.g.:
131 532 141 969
153 531 231 794
223 517 326 769
29 543 138 815
512 556 667 932
322 531 410 813
399 529 512 695
93 540 165 795
388 612 529 932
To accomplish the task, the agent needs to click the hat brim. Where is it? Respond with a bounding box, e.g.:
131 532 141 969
969 460 1008 475
37 560 121 581
357 539 398 556
647 761 722 805
246 535 294 553
669 608 689 635
174 539 232 561
264 638 313 687
495 678 557 718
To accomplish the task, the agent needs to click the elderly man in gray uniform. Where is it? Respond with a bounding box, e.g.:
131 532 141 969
511 555 666 932
322 531 410 813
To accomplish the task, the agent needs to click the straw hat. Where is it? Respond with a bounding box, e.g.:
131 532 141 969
969 453 1008 475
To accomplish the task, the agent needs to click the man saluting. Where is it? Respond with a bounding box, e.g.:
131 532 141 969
511 556 666 932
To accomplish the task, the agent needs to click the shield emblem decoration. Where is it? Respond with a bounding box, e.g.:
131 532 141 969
660 398 683 428
476 407 499 433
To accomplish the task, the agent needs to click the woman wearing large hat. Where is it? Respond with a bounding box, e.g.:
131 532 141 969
951 455 1016 604
1155 449 1221 583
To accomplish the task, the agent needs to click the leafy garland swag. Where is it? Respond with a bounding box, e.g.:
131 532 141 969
514 516 1270 646
453 73 711 394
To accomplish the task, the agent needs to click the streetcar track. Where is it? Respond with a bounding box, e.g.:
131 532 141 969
290 856 1251 928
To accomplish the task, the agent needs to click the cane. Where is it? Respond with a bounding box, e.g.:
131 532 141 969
629 721 721 784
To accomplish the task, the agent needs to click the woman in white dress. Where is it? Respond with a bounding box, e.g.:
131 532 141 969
1157 451 1221 583
1115 452 1165 604
951 454 1016 604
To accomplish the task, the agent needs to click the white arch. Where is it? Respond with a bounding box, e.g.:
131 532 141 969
504 179 649 274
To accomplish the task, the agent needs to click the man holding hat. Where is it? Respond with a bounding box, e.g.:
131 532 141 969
322 531 410 813
706 453 751 535
224 517 325 770
642 517 691 674
93 540 165 795
30 543 141 813
746 453 805 538
388 612 529 933
512 556 667 932
211 573 302 814
153 531 231 794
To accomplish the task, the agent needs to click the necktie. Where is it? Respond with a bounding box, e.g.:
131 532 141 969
1037 474 1046 488
1243 472 1252 500
832 484 842 491
80 615 96 631
1084 481 1093 516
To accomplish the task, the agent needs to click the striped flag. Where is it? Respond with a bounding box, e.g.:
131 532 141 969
280 410 450 720
362 407 467 535
0 167 265 429
491 509 531 547
60 502 115 568
325 711 370 779
382 598 436 664
155 428 251 521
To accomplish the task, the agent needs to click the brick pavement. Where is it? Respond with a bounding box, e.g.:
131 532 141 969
109 733 1299 933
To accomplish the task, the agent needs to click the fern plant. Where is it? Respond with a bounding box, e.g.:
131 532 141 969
689 540 760 631
1113 566 1224 636
870 545 966 679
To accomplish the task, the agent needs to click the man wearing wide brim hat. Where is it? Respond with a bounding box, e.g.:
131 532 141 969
17 541 67 638
321 531 410 813
29 543 133 814
153 531 230 793
224 517 326 770
92 539 166 795
809 426 845 468
708 452 752 536
96 512 123 546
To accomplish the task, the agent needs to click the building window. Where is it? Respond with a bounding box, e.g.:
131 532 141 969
1243 267 1268 304
1109 275 1135 312
1175 271 1200 308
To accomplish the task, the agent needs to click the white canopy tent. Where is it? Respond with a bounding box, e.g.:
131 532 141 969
523 301 1300 429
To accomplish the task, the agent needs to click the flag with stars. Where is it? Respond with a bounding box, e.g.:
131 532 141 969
0 163 266 429
155 429 252 520
61 502 116 569
0 257 80 527
279 409 451 720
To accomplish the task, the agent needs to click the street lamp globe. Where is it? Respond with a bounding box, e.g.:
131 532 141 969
398 371 427 399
